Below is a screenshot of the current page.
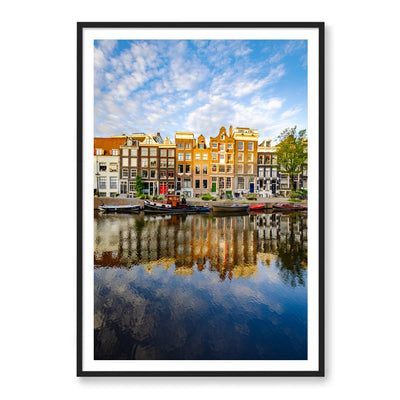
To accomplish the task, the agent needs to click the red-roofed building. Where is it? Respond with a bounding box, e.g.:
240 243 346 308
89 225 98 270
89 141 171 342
94 137 125 197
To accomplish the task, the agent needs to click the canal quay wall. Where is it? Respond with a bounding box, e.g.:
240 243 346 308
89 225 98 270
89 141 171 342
94 197 306 210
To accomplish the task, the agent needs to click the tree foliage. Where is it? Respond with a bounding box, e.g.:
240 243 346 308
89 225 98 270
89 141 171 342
275 126 307 190
134 175 144 195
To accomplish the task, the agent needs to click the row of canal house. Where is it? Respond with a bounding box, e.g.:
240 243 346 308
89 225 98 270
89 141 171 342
93 127 307 198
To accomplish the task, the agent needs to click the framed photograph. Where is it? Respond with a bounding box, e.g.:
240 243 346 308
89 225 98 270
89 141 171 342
77 22 324 377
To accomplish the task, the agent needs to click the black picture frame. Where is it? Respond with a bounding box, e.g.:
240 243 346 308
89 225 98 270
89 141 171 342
77 21 324 377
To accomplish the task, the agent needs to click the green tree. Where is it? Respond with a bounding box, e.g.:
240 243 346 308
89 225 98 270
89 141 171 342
134 175 144 195
275 126 307 191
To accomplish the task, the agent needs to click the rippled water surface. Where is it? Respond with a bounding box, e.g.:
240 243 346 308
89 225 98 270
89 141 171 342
94 211 307 360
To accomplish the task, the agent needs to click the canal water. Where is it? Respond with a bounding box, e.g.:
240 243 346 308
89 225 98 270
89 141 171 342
94 211 308 360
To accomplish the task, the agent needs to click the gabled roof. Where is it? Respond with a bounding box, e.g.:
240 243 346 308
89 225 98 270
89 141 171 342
94 137 126 155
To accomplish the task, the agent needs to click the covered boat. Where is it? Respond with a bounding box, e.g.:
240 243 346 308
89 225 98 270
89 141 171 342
98 204 141 213
272 202 307 211
212 204 250 213
143 195 210 214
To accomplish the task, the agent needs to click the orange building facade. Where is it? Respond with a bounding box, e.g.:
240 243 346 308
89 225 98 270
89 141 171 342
192 134 211 198
209 126 235 197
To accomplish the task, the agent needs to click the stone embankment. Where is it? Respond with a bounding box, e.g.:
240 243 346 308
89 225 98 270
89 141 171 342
94 197 307 210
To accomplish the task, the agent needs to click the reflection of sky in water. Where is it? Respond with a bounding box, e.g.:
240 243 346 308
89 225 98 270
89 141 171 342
94 213 307 360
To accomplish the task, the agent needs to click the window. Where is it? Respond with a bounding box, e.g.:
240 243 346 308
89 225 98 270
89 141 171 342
122 148 129 156
212 165 217 173
202 153 208 160
150 148 157 156
150 158 157 167
237 177 245 189
226 177 232 188
168 149 174 157
141 148 148 156
221 134 225 140
122 158 129 167
220 143 225 152
219 165 225 173
178 152 184 161
212 153 218 161
168 171 174 179
109 163 118 172
150 170 157 179
237 164 243 174
160 149 167 157
212 142 218 149
110 177 118 189
129 181 135 192
219 177 224 189
265 169 270 177
227 165 232 173
160 159 167 168
202 165 208 174
237 141 244 151
272 168 277 177
96 149 103 155
195 153 201 160
202 179 208 189
227 143 233 150
177 143 183 149
259 169 264 177
219 154 225 163
178 164 184 174
185 165 191 174
227 154 232 162
122 169 129 178
247 153 253 162
195 165 200 174
142 170 148 178
195 179 200 189
130 169 137 178
99 163 107 171
248 142 254 151
112 149 119 156
185 143 191 150
198 143 205 149
168 182 175 190
141 159 148 168
131 149 138 157
130 157 137 167
99 177 107 188
185 153 191 161
168 159 174 167
183 178 191 188
247 164 253 174
266 156 271 164
237 152 244 162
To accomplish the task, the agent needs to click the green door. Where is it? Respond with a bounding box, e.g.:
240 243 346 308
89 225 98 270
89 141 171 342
212 182 217 192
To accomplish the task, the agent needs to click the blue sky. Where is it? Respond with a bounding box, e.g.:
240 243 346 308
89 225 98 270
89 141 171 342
94 39 307 142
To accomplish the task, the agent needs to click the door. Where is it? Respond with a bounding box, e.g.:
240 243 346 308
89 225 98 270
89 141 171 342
212 182 217 192
249 183 254 193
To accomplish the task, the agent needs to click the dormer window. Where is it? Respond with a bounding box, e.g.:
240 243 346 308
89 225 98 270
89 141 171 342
112 149 119 156
96 149 103 155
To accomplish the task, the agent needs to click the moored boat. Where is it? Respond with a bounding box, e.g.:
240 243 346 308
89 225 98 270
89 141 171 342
249 204 266 211
272 202 307 211
98 204 141 213
212 204 250 213
143 195 210 214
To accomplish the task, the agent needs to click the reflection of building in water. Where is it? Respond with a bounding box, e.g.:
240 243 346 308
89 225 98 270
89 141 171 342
253 213 308 273
94 212 307 280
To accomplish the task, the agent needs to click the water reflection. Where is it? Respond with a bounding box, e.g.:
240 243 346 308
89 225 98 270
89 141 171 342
94 212 308 360
94 212 307 282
